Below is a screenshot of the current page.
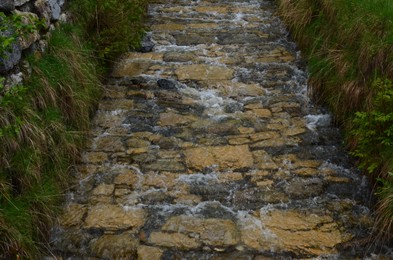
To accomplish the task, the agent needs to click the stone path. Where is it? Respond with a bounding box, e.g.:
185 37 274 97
52 0 375 258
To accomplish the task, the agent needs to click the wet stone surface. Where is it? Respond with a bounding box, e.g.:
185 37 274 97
52 0 377 258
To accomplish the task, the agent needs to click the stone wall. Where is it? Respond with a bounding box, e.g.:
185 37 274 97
0 0 66 86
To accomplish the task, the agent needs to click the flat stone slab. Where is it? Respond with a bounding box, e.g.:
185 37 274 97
184 145 254 170
162 215 240 246
149 232 201 249
112 61 152 77
84 205 145 230
91 234 139 259
175 64 234 81
260 210 350 256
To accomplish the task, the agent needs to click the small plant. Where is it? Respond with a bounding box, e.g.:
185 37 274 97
351 78 393 175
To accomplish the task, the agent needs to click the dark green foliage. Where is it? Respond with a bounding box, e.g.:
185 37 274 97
351 79 393 174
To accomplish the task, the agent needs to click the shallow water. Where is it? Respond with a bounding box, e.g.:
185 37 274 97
51 0 386 258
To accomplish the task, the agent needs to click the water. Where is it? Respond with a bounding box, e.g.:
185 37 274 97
50 0 389 258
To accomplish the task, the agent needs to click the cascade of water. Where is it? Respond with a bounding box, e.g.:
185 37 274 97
50 0 388 258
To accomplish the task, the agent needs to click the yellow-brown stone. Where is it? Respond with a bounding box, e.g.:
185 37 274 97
162 215 240 246
325 176 351 183
59 204 87 227
152 23 186 31
249 108 272 118
251 138 286 148
174 194 202 205
92 184 115 196
142 172 180 189
194 6 229 13
184 145 254 170
252 150 279 170
188 23 219 29
260 210 348 256
84 205 145 230
124 52 164 61
94 136 124 152
250 131 280 141
175 64 233 81
149 232 201 249
295 160 321 168
212 81 265 97
217 172 243 183
294 168 318 176
283 127 306 136
137 245 163 260
114 170 139 187
238 127 255 134
159 112 197 126
126 147 149 155
83 152 108 164
228 136 250 145
245 48 295 63
112 61 151 77
90 234 139 259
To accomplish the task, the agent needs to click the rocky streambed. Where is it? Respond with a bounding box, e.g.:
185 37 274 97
51 0 379 258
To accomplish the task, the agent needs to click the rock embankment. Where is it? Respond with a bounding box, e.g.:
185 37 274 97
0 0 66 84
52 0 375 258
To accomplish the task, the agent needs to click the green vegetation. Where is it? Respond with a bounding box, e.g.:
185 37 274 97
0 0 146 257
0 24 101 259
69 0 147 64
276 0 393 237
0 12 44 57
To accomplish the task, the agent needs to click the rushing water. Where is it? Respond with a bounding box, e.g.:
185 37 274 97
50 0 390 258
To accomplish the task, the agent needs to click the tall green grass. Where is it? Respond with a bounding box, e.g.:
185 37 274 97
69 0 147 65
276 0 393 238
0 24 101 258
0 0 147 257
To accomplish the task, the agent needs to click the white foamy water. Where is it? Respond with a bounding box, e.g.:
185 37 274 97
180 86 235 116
305 114 332 131
177 173 219 184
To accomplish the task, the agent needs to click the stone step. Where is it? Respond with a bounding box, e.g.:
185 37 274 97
52 0 375 258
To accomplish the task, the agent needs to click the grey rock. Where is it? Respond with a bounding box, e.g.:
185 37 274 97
0 0 14 12
8 72 24 87
0 27 22 72
157 79 179 90
15 0 30 7
17 2 34 13
48 0 65 21
0 43 22 72
139 32 155 53
34 0 51 27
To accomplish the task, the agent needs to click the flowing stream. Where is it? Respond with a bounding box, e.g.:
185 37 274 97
51 0 384 258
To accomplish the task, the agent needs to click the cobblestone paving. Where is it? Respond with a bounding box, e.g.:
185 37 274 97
52 0 375 258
